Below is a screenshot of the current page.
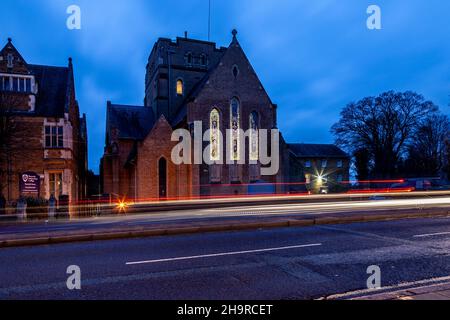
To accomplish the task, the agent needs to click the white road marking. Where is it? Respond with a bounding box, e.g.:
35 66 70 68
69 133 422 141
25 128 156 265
126 243 322 265
413 231 450 238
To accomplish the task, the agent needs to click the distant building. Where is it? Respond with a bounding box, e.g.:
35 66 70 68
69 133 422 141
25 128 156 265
102 30 289 200
288 144 350 193
0 38 88 209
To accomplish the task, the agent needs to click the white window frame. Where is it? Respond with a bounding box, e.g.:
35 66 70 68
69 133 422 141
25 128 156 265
45 125 64 148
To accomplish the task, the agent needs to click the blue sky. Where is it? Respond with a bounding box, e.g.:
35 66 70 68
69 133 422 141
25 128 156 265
1 0 449 173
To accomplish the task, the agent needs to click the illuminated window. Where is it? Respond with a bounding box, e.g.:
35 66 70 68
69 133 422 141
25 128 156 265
249 111 259 161
305 174 311 184
230 97 240 161
305 160 311 168
49 173 63 197
176 79 183 96
210 108 220 161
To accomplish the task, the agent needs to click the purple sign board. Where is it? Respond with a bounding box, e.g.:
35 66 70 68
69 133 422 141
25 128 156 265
19 172 40 195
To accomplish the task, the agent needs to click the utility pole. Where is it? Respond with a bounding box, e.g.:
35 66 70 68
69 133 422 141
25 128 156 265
208 0 211 41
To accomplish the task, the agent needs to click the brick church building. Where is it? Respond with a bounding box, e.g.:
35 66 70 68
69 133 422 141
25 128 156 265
102 30 291 200
0 38 88 207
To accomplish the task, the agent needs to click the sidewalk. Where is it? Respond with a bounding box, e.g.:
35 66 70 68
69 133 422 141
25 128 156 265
352 282 450 300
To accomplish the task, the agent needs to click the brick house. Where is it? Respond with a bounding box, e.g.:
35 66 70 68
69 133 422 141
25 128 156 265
102 30 291 200
0 38 88 209
288 144 350 193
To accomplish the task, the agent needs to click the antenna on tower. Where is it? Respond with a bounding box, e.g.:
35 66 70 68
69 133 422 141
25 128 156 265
208 0 211 41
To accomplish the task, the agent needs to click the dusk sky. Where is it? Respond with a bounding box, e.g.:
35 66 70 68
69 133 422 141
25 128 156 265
1 0 449 173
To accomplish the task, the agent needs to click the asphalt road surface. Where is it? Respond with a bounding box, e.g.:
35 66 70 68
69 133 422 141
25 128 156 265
1 217 450 299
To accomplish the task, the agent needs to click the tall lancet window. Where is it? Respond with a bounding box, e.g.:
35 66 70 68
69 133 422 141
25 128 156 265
230 97 240 161
249 111 259 161
210 108 220 161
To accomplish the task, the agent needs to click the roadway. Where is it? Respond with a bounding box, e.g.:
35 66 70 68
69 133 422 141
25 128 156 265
1 217 450 299
1 194 450 237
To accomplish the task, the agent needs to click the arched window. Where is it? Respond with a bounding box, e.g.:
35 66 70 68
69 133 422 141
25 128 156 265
158 157 167 198
249 111 259 161
176 79 183 96
210 108 220 161
230 97 240 161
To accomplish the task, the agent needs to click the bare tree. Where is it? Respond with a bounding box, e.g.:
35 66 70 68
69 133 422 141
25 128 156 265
332 91 439 179
404 114 450 177
0 92 19 202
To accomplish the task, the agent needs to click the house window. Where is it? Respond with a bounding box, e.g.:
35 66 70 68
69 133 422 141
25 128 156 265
26 78 31 92
200 54 207 66
305 160 311 168
210 108 220 161
186 53 193 65
176 79 184 96
0 76 10 91
12 77 18 91
230 97 240 161
321 160 328 168
1 76 32 92
337 160 343 168
7 54 13 68
49 173 63 197
45 125 64 148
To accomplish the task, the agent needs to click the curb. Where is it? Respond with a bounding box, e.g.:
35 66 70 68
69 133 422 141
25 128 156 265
1 209 449 249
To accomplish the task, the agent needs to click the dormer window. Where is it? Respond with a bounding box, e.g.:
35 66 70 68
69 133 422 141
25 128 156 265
7 54 13 68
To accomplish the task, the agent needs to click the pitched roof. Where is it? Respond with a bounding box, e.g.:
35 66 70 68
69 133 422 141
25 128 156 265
28 64 70 118
107 103 156 140
289 144 349 159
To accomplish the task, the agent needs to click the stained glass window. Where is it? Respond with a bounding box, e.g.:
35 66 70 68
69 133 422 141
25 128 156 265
210 108 220 161
249 111 259 161
230 98 240 161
